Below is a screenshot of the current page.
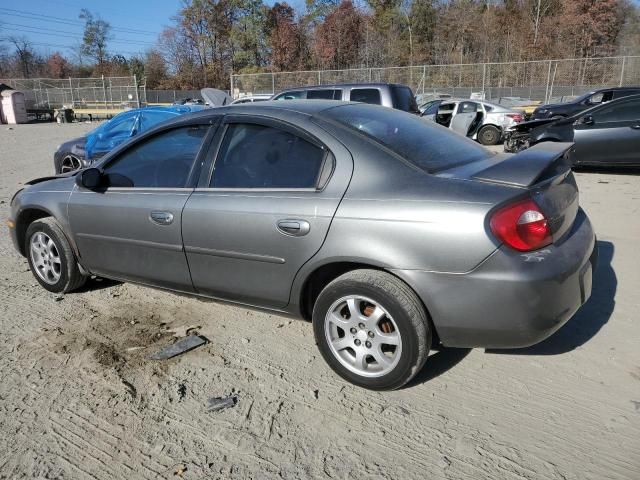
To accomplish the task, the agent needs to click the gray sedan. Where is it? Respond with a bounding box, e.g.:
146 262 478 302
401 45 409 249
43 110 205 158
8 101 596 390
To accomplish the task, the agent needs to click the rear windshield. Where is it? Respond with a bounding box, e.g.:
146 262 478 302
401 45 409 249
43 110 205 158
322 104 492 172
391 86 420 113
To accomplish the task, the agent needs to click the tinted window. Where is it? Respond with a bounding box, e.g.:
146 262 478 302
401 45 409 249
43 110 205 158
588 91 613 105
274 90 306 100
591 98 640 123
103 126 207 188
324 104 491 172
307 89 341 100
390 86 420 113
212 123 325 188
613 89 640 99
350 88 381 105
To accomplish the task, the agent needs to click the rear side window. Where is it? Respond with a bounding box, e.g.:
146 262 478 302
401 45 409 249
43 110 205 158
104 126 207 188
307 89 341 100
391 86 420 113
350 88 381 105
323 104 491 172
274 90 306 100
211 123 326 188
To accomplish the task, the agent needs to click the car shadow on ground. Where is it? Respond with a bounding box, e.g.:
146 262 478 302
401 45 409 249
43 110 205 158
405 347 472 388
487 240 616 356
76 276 122 293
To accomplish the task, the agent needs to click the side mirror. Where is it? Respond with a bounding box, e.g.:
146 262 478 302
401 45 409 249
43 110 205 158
76 167 102 190
580 115 594 126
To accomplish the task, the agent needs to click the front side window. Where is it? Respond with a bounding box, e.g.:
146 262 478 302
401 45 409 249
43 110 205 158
350 88 382 105
103 126 207 188
211 123 325 189
591 99 640 123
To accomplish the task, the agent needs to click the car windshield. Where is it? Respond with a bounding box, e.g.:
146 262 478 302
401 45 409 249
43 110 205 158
322 103 492 172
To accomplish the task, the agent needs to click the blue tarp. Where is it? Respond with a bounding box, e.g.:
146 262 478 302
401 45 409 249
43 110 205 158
84 105 204 159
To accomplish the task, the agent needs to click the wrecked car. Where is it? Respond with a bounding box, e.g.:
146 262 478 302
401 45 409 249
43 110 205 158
504 94 640 167
9 101 596 390
421 99 524 145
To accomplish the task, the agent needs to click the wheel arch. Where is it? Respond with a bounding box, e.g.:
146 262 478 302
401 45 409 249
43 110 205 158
296 259 440 345
15 207 55 256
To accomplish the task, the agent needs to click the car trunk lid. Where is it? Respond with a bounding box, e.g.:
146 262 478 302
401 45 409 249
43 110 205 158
439 142 579 242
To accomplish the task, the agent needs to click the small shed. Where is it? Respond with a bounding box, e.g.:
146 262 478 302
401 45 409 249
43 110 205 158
1 89 28 124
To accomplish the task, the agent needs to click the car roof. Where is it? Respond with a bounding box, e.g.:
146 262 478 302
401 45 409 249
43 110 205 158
275 83 409 92
178 100 349 120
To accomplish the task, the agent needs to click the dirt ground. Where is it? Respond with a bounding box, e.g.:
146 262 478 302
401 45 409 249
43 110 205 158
0 122 638 480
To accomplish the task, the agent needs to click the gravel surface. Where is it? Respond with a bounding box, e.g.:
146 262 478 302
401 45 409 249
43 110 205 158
1 123 639 479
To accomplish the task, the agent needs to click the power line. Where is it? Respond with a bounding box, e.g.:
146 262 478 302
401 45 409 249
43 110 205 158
1 23 157 47
1 39 147 57
2 8 161 36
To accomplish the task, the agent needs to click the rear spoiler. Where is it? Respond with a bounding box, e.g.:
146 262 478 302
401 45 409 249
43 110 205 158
472 142 573 187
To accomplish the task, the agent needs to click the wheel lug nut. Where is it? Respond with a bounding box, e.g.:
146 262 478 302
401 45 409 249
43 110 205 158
358 323 365 329
365 341 372 348
367 331 374 338
354 339 361 346
350 327 357 334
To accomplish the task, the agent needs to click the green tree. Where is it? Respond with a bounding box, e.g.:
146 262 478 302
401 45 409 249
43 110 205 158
79 9 112 71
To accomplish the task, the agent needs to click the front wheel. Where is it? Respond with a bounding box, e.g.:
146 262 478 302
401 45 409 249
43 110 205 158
312 270 431 390
25 217 87 293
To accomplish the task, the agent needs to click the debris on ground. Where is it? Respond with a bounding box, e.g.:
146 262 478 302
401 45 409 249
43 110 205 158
173 464 187 476
149 335 207 360
207 395 238 412
178 383 187 400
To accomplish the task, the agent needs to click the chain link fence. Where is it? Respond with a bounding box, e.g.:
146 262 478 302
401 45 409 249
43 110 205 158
232 56 640 103
0 76 146 110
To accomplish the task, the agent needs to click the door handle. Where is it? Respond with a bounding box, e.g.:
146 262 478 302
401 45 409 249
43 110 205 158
150 211 174 225
277 219 310 236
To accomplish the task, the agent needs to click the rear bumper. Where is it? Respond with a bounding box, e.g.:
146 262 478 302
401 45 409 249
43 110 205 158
393 208 596 348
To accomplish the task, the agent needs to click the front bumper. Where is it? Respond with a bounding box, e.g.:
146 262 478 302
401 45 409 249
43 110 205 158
393 208 596 348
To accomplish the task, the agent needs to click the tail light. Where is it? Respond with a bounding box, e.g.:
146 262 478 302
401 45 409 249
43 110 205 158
506 113 524 123
490 198 552 251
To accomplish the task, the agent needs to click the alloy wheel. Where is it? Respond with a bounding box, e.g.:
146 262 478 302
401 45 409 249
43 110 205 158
30 232 62 285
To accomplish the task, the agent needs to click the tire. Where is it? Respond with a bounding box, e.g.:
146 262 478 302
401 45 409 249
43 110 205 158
25 217 86 293
478 125 501 145
312 269 431 390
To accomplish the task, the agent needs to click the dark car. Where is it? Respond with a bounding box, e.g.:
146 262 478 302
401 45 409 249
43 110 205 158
271 83 420 114
505 94 640 167
9 101 596 390
531 86 640 120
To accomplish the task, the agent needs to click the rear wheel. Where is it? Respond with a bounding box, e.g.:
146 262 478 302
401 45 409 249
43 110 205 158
25 218 86 293
478 125 501 145
312 270 431 390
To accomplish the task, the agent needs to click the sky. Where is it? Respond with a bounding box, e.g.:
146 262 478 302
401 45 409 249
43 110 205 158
0 0 305 58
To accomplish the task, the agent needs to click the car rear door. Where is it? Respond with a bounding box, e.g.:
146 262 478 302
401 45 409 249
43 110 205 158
451 101 481 136
573 97 640 165
68 124 213 291
181 113 353 309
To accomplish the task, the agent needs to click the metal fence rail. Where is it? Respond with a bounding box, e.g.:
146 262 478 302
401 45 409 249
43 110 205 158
231 56 640 102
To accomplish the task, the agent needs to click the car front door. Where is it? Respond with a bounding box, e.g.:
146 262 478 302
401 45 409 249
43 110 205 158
573 98 640 165
68 124 212 291
181 114 353 309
